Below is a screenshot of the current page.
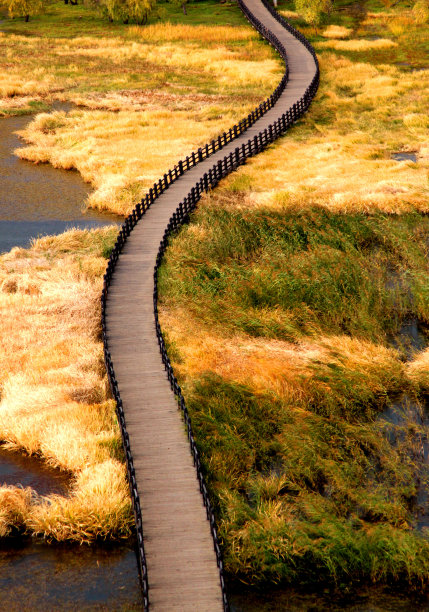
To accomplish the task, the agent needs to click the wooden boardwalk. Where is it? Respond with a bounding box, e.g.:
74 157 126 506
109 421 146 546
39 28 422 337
105 1 317 610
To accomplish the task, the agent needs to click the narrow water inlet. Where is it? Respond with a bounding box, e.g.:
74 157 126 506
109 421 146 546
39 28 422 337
0 445 71 496
0 103 119 254
389 317 428 360
379 317 429 531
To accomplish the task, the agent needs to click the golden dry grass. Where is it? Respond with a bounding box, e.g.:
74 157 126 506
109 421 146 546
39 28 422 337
316 38 398 51
0 228 133 541
0 486 34 537
0 0 283 544
279 9 300 20
321 25 352 39
407 349 429 392
1 15 281 215
127 22 256 42
215 51 429 215
15 105 264 214
159 307 404 407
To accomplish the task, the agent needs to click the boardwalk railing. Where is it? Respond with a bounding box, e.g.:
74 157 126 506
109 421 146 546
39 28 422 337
101 2 319 610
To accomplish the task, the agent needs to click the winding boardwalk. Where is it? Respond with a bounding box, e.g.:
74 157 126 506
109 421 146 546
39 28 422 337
104 1 317 610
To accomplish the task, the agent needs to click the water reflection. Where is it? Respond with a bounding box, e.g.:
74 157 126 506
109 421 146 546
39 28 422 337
0 538 143 611
0 106 119 254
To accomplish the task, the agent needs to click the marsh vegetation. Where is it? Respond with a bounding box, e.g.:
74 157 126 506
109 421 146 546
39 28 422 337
0 228 134 541
157 0 429 590
0 0 282 214
0 0 428 599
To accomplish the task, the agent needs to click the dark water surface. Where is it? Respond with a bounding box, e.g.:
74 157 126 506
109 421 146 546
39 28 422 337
229 585 429 611
0 539 143 611
391 151 418 163
0 107 119 253
0 446 71 496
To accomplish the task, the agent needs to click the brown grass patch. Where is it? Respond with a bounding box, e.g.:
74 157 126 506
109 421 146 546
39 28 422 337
0 228 133 541
316 38 398 51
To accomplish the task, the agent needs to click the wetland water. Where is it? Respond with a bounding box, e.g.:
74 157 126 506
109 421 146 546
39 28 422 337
0 109 143 611
229 585 429 611
0 434 143 611
0 106 118 253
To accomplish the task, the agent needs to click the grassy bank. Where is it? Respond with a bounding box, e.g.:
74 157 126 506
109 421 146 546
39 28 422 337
0 0 282 214
157 0 429 589
0 227 134 541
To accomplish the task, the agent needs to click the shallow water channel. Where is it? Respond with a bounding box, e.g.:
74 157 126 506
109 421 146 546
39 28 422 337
0 104 118 253
0 107 144 610
0 451 143 610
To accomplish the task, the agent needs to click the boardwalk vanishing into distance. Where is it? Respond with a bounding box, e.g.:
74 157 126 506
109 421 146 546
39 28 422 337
103 1 318 609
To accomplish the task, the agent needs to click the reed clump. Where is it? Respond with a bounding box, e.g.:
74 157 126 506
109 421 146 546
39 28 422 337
0 486 34 537
158 205 429 587
0 227 133 542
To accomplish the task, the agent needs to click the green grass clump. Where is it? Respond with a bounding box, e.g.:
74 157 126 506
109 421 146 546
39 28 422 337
184 372 429 588
159 207 429 343
158 203 429 588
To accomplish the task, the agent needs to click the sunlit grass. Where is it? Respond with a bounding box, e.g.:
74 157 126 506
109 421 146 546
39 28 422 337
157 1 429 588
15 105 257 215
0 228 133 542
0 0 282 215
317 38 398 50
213 51 428 215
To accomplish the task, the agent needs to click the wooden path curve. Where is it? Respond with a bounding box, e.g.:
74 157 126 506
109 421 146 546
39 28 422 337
103 1 318 610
